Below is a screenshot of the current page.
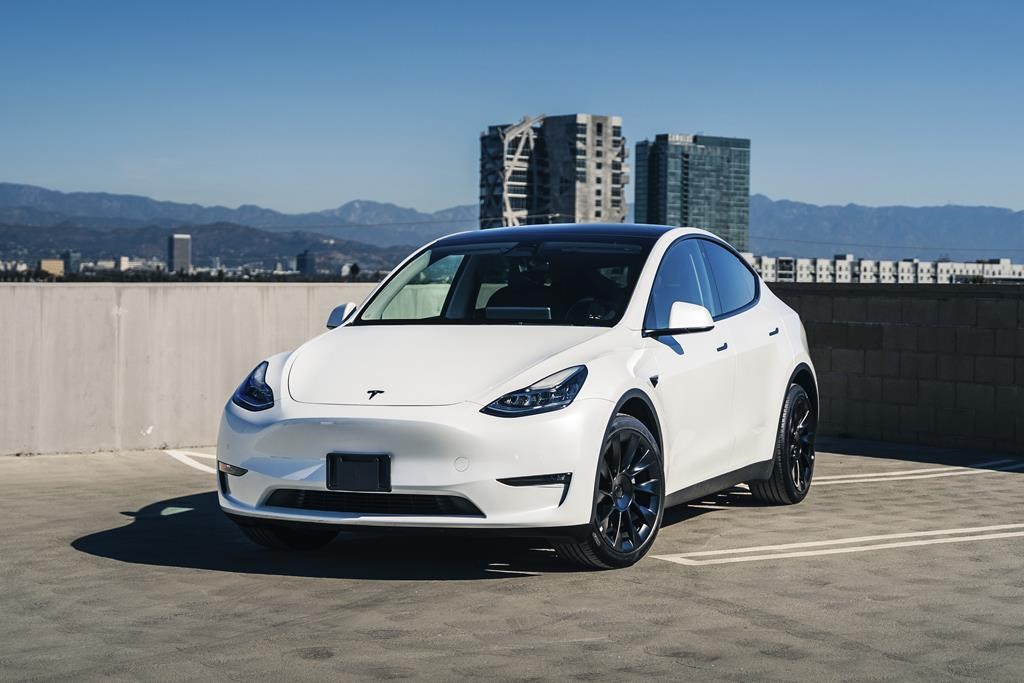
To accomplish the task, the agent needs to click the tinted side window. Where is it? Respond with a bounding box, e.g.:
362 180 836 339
701 241 757 315
645 239 718 329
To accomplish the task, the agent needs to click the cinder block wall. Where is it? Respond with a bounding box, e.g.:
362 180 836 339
771 284 1024 455
0 283 376 455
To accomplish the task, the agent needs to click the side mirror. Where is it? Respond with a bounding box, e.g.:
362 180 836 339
326 302 358 329
643 301 715 337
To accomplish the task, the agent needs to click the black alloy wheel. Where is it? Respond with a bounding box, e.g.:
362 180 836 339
554 415 665 569
595 425 663 554
749 383 816 505
788 391 815 494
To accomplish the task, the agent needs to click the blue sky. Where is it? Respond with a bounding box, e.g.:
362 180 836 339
1 1 1020 213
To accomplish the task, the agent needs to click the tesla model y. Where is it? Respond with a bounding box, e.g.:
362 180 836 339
217 224 817 568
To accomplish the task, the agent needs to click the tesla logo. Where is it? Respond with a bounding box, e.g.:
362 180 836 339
366 390 385 400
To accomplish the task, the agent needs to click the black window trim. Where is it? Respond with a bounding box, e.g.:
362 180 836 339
697 237 760 321
644 234 760 327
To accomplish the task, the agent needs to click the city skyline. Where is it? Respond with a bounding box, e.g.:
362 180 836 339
1 2 1021 213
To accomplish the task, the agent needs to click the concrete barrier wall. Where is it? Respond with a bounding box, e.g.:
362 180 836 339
771 283 1024 455
0 283 376 454
3 282 1022 455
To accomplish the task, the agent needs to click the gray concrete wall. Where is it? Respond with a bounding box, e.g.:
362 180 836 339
771 283 1024 455
0 283 376 454
4 282 1022 456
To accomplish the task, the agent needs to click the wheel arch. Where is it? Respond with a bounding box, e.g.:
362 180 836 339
788 362 819 417
609 389 663 451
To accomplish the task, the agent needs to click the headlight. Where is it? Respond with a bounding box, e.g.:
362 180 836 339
482 366 588 417
231 361 274 411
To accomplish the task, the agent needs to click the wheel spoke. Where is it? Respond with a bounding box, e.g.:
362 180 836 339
632 500 656 525
626 510 640 548
622 433 640 472
634 478 660 494
801 452 815 478
613 510 625 549
629 448 655 475
795 404 809 431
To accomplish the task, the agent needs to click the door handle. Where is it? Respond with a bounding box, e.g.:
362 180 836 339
769 327 779 337
716 342 728 352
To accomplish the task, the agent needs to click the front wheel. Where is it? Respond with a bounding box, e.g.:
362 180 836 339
554 414 665 569
748 383 816 505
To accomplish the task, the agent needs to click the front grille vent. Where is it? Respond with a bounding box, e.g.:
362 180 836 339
264 489 485 517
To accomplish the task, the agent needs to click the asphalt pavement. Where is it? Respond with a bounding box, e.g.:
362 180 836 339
1 438 1022 681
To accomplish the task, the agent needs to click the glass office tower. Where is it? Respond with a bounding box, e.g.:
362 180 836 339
634 134 750 251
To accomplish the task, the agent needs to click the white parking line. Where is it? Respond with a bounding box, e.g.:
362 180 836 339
164 449 217 474
815 461 1024 486
176 450 216 460
653 523 1024 565
814 459 1013 481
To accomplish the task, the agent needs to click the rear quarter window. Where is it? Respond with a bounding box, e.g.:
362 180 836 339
700 240 757 316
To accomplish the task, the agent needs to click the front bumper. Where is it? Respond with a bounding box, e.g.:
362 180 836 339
216 397 612 530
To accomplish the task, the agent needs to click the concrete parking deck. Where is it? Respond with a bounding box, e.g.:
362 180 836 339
2 440 1023 681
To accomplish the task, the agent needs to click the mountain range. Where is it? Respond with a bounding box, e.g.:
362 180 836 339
748 195 1024 261
0 222 413 272
1 182 1022 263
0 183 476 247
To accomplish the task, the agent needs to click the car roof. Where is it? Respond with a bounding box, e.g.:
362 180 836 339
434 223 681 247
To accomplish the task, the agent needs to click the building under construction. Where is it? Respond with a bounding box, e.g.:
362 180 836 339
479 114 629 228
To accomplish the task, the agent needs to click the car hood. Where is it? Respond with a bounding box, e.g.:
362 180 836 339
287 324 608 406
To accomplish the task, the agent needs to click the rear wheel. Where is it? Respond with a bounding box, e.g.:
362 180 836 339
236 520 339 551
554 415 665 569
749 384 816 505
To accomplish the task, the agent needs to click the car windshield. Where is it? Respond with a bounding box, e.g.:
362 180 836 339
355 238 654 326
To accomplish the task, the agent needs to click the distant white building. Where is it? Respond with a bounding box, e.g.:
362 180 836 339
744 253 1024 284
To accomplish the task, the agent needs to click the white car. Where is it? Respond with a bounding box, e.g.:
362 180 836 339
217 224 817 568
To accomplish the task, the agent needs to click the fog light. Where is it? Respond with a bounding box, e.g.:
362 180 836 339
497 472 572 505
218 461 248 476
497 473 572 486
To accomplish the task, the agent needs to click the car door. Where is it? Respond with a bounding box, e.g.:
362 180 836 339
642 238 737 493
700 240 789 469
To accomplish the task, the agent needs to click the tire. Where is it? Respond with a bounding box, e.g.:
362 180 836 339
236 520 339 551
554 414 665 569
749 383 816 505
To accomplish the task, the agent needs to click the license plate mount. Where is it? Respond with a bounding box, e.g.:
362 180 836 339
326 453 391 492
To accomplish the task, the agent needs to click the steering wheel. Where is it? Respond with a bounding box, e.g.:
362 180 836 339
565 297 617 323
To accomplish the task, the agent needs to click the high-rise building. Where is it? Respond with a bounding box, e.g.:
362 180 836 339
480 113 629 228
635 134 750 250
61 249 81 275
296 249 319 277
167 233 192 274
